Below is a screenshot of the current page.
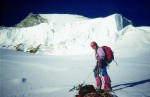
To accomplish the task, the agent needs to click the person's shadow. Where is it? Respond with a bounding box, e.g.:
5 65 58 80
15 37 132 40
112 78 150 91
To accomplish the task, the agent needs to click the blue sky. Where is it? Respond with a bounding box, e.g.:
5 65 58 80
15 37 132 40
0 0 150 27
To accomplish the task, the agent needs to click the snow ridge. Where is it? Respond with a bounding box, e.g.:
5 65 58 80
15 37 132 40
0 13 133 55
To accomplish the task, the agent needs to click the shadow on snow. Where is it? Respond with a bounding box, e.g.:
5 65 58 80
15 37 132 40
112 78 150 91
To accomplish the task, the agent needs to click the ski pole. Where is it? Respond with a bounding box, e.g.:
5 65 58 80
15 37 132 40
113 59 118 65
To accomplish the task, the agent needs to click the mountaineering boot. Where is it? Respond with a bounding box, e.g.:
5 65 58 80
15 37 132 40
96 87 100 92
96 86 101 92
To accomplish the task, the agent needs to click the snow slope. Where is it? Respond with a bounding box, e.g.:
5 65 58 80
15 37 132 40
0 41 150 97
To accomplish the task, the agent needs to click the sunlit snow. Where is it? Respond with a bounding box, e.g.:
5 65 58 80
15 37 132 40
0 13 150 97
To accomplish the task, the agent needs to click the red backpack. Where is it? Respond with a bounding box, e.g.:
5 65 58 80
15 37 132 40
102 46 114 64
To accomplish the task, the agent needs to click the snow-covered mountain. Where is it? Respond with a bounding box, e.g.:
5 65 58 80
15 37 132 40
1 13 149 55
1 13 150 97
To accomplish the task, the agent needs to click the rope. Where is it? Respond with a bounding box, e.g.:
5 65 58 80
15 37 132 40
81 72 93 85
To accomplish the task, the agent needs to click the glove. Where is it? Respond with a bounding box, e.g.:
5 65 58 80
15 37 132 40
93 68 96 72
93 65 98 72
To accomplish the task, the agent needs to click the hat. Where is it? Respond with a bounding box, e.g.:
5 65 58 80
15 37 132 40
90 41 97 47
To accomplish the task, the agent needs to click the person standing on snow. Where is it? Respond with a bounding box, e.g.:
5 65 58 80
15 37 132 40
90 41 112 91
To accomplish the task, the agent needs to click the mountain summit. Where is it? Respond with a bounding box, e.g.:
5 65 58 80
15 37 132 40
16 13 131 29
16 13 48 27
0 13 139 55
